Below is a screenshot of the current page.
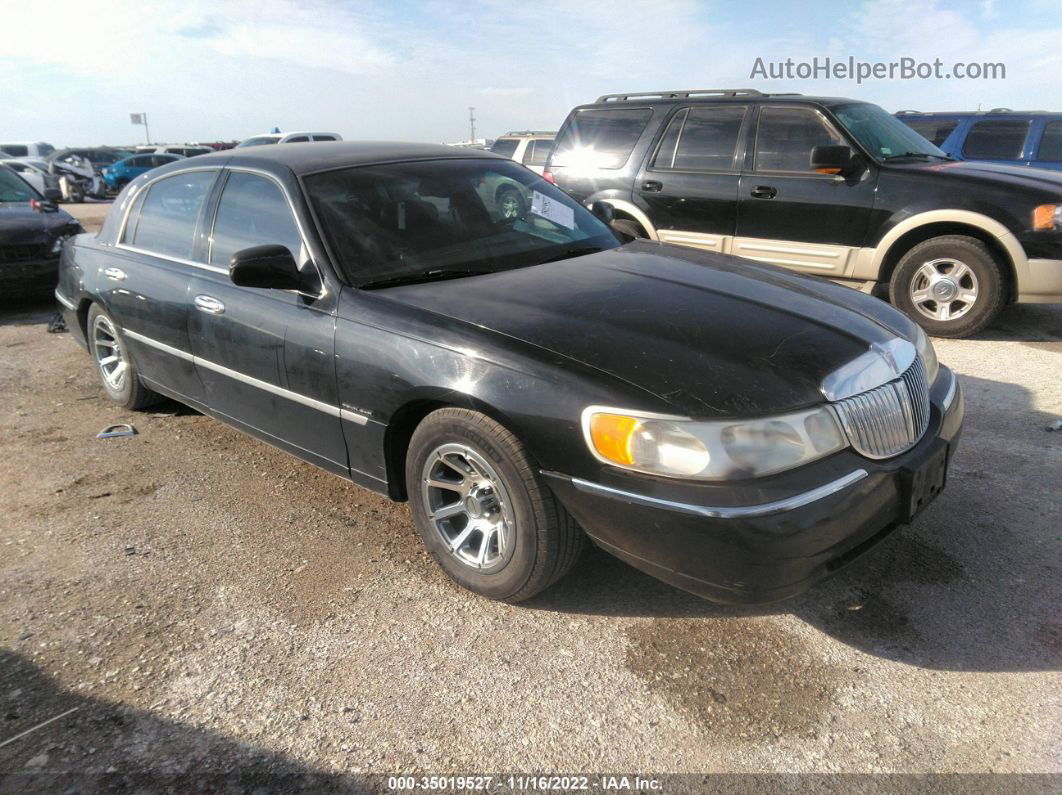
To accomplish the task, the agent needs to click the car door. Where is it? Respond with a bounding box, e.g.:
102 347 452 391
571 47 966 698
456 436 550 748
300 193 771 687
108 168 218 402
186 168 347 473
634 104 748 252
735 105 877 276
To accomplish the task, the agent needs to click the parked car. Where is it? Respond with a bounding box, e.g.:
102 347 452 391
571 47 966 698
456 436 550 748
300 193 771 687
56 142 963 605
152 145 213 158
896 110 1062 171
0 164 81 297
0 141 56 160
0 159 60 195
236 131 343 147
489 131 556 175
545 88 1062 338
48 147 132 174
101 152 184 192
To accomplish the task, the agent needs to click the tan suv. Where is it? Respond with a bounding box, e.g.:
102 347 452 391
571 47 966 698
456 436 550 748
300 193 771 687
488 131 555 175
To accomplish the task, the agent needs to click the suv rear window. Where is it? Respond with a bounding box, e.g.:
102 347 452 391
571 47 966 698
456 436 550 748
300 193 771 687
652 106 746 171
903 118 960 147
489 139 519 158
551 108 653 170
963 120 1029 159
1037 121 1062 162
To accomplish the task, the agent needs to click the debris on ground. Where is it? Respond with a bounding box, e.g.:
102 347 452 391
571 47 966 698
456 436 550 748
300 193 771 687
96 424 137 439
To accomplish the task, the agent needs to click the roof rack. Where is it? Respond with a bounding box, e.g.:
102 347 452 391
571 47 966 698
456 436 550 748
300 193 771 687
501 130 557 137
596 88 774 102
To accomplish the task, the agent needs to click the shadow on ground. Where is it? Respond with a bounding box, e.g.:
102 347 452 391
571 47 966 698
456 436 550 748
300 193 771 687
0 650 362 791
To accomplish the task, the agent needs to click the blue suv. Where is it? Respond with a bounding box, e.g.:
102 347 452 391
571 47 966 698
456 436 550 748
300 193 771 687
895 110 1062 171
102 152 184 192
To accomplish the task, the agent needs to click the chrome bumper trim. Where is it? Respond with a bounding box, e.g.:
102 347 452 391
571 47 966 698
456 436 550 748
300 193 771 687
564 469 869 519
941 367 959 411
54 289 76 310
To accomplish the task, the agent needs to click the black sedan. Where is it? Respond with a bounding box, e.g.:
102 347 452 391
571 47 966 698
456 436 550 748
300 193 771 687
56 142 963 604
1 164 81 297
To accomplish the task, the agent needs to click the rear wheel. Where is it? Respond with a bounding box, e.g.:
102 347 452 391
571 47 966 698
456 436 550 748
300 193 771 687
889 235 1006 338
87 304 162 410
406 408 585 602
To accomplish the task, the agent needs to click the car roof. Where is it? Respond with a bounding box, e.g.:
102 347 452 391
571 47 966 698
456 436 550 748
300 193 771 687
576 91 860 110
184 140 502 176
895 110 1062 118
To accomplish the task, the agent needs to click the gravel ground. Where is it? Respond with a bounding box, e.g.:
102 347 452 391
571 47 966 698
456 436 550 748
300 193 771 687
1 206 1060 788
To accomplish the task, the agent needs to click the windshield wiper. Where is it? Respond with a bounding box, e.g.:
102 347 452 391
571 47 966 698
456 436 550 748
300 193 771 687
883 151 953 161
358 268 491 290
532 245 603 265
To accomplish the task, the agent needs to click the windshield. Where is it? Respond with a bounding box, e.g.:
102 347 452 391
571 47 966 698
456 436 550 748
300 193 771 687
833 103 948 161
237 136 279 148
305 158 619 288
0 167 41 202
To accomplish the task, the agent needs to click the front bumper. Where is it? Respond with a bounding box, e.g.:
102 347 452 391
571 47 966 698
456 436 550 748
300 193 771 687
1016 258 1062 303
0 257 60 296
544 366 964 604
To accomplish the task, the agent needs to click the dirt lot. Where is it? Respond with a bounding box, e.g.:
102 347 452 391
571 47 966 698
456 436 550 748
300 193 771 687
1 205 1060 788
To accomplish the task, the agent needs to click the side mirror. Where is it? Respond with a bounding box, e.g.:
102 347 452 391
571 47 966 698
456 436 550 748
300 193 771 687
810 145 853 175
590 200 615 224
229 244 301 290
43 188 62 203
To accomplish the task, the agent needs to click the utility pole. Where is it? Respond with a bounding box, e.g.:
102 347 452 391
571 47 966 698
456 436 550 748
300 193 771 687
469 107 476 144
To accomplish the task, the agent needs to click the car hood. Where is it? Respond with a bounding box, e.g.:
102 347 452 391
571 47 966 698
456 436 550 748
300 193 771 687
0 203 77 244
378 241 919 417
895 159 1062 192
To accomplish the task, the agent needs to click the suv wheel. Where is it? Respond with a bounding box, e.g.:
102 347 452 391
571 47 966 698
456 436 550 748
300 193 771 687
495 186 526 221
87 304 162 410
889 235 1005 338
406 408 585 602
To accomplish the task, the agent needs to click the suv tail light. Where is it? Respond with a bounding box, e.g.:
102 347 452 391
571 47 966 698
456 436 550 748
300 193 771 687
542 169 556 185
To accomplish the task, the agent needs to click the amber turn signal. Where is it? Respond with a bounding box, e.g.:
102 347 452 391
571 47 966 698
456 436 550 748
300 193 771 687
588 413 640 466
1032 204 1060 231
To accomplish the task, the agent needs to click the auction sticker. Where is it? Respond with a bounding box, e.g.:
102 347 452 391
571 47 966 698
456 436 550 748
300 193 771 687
530 191 575 230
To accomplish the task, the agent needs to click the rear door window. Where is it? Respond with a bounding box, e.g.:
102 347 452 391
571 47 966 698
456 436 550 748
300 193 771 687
522 140 553 167
312 135 336 142
963 120 1030 159
209 172 303 267
489 139 519 158
550 108 653 169
1037 121 1062 162
128 171 215 260
286 135 310 143
652 106 746 171
902 118 960 147
754 107 844 173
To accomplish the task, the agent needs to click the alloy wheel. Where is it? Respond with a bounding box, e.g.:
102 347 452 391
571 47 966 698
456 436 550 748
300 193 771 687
909 257 980 322
92 314 127 391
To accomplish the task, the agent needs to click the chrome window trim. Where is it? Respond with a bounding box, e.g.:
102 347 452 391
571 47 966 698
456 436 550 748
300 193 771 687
563 469 869 519
54 289 76 310
121 329 369 425
114 165 327 299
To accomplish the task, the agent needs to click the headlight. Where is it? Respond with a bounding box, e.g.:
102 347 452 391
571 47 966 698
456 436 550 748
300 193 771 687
582 405 847 480
913 324 939 384
1032 203 1062 231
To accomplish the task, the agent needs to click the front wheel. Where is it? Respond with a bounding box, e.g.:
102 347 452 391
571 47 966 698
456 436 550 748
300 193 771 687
889 235 1006 338
406 408 585 602
87 304 162 410
495 186 526 221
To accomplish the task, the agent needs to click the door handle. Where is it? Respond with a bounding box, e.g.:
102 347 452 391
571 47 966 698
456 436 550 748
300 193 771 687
103 267 126 281
641 180 663 192
750 185 777 199
193 294 225 315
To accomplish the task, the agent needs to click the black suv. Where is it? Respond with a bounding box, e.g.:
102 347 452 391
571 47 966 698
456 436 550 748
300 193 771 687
545 89 1062 337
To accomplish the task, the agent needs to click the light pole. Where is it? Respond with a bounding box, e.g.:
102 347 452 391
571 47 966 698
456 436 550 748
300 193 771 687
469 107 476 144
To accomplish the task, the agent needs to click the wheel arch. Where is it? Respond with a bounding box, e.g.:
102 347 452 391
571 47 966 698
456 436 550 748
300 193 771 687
382 390 523 502
587 197 658 240
872 211 1026 301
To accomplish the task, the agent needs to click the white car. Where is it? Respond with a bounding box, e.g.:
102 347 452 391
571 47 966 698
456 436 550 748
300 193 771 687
488 131 555 175
236 131 343 148
0 158 58 194
138 144 214 157
0 141 56 160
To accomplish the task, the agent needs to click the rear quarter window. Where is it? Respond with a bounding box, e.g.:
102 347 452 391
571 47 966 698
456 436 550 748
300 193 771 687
489 139 519 158
1037 121 1062 162
551 108 653 170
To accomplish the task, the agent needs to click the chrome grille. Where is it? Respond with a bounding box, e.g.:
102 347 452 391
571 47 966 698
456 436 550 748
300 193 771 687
832 356 930 459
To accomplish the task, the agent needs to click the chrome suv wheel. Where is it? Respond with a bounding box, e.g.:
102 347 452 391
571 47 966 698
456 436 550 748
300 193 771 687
908 257 980 322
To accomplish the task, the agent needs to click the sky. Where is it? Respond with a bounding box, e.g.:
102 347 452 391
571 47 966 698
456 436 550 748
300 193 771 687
2 0 1060 147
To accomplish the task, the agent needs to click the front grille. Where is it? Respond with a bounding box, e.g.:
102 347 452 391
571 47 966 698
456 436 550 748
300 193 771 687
832 356 930 459
0 243 48 262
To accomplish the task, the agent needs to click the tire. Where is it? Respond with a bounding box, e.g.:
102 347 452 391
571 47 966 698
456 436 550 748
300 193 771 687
889 235 1006 338
86 303 163 410
610 218 646 241
406 408 585 602
495 186 526 221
